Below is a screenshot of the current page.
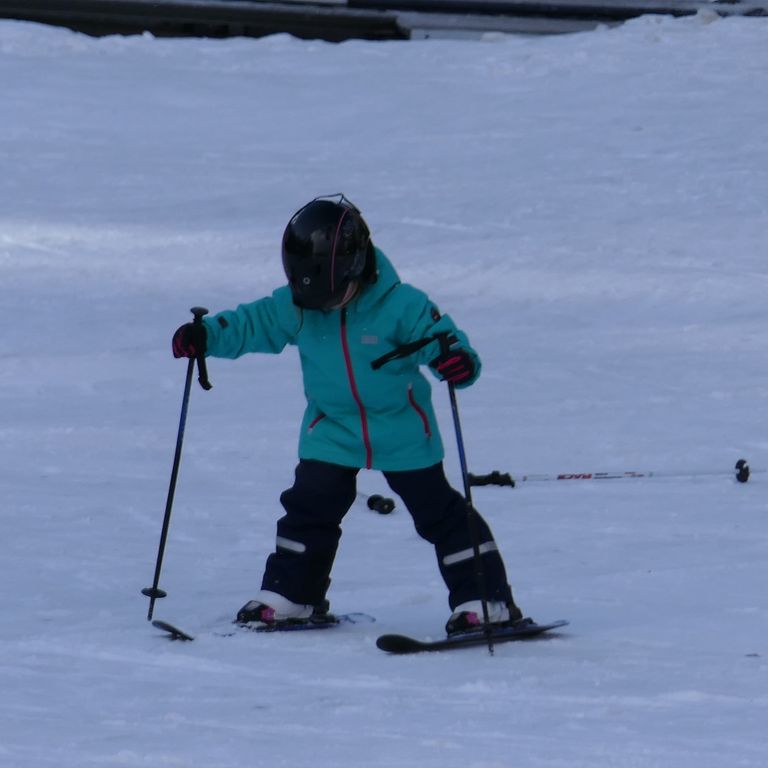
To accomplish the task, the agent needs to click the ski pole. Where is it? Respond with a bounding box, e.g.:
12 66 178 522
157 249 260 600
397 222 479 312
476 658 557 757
436 333 494 655
142 307 212 620
371 333 495 652
510 459 751 485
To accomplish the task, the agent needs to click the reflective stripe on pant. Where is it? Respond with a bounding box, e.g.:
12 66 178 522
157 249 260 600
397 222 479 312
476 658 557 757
383 462 514 610
260 459 357 606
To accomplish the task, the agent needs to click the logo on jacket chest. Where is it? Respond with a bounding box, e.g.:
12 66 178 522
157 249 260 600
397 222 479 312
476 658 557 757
361 335 379 345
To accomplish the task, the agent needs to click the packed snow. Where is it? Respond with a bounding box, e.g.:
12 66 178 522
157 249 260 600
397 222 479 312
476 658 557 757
1 11 767 768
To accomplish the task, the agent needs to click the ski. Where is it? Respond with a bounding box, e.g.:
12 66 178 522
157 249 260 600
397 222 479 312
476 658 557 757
376 619 568 654
152 620 195 641
152 612 375 642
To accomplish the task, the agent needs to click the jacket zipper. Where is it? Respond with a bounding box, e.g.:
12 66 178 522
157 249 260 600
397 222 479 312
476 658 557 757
340 309 373 469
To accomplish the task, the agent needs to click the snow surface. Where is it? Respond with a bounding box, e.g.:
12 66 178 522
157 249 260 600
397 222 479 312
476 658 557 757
2 12 768 768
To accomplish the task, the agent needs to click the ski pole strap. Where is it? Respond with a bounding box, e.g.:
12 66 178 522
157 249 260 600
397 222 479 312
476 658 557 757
370 335 437 370
468 471 515 488
196 354 212 391
190 306 213 391
371 332 461 371
436 331 451 356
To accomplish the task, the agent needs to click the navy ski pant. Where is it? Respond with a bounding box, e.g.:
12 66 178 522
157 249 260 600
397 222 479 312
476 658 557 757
260 459 514 610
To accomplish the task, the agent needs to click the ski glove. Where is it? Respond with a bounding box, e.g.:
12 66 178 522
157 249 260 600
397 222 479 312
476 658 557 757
172 322 207 359
430 348 475 385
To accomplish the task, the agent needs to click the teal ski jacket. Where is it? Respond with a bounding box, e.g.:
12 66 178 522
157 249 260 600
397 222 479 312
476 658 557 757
202 249 481 471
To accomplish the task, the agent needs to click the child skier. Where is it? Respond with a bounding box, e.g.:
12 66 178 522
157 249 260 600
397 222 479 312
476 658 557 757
172 194 527 636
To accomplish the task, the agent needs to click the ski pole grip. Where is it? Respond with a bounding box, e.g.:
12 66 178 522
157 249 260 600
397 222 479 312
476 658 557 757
436 331 451 356
469 471 516 488
191 307 213 391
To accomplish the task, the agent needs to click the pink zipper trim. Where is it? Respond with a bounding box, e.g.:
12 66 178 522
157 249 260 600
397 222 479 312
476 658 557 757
340 310 373 469
408 386 432 437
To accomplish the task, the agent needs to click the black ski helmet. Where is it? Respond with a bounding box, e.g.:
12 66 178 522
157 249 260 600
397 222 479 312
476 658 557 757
282 194 374 310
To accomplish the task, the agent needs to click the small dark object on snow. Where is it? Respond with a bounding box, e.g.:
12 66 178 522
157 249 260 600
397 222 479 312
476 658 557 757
367 494 395 514
735 459 750 483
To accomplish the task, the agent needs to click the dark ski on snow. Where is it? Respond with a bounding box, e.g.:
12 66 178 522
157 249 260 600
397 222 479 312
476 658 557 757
152 613 375 641
376 619 569 654
152 620 195 641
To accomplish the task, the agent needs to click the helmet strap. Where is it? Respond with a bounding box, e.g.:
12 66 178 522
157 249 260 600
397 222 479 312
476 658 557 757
329 281 360 310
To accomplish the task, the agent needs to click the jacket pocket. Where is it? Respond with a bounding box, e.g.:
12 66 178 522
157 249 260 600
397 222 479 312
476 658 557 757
307 412 326 433
407 386 432 438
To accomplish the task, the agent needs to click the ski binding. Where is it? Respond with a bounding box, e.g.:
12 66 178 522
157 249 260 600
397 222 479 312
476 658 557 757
153 612 375 641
